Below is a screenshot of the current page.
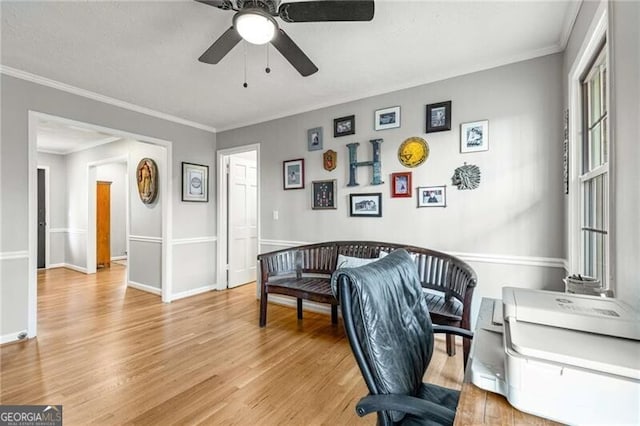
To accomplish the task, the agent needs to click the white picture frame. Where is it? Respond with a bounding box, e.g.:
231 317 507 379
417 186 446 208
460 120 489 153
374 106 401 131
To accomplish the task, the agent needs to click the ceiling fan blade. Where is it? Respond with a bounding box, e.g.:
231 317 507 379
198 26 242 64
279 1 374 23
270 29 318 77
195 0 232 10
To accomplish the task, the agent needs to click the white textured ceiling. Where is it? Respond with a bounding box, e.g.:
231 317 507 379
1 1 580 132
37 119 121 155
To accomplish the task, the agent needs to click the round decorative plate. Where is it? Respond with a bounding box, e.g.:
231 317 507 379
398 137 429 168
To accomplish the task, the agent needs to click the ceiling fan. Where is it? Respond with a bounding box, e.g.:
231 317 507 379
196 0 375 77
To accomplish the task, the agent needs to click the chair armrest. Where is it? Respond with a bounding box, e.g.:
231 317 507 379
356 394 455 424
433 324 473 339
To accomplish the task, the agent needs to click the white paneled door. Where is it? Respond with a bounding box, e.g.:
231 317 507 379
228 154 258 288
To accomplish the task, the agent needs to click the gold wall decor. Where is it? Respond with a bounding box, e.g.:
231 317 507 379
398 137 429 168
136 158 158 204
323 149 337 171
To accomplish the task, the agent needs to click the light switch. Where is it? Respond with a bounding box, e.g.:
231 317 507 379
273 210 279 220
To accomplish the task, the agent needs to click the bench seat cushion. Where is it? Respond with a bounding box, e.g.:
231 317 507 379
267 277 336 305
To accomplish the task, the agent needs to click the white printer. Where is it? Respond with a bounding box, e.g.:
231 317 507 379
469 287 640 425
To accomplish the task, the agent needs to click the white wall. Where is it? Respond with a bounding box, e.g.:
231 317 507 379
218 54 567 323
65 139 130 270
96 161 127 258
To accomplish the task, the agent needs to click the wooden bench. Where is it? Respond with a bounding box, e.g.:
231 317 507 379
258 241 478 365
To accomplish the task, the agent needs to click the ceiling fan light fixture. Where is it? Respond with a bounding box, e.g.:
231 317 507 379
233 9 277 45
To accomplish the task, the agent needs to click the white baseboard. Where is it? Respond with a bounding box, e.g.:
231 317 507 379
48 263 88 274
1 330 28 345
111 255 127 261
171 285 217 301
128 280 162 295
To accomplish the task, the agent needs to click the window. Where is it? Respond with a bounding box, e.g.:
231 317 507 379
579 43 608 286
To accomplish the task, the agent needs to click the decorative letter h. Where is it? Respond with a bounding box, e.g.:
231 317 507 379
347 139 383 187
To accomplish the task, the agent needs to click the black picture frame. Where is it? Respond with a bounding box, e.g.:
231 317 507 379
425 101 452 133
334 115 356 137
283 158 305 190
181 162 209 202
312 179 337 210
349 193 382 217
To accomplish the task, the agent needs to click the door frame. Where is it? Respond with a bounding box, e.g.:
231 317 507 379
36 165 51 269
216 143 260 291
28 111 174 338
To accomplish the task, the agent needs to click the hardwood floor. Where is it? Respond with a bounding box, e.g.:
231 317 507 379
1 265 464 425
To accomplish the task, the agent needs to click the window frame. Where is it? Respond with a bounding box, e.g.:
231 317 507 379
579 44 609 286
567 4 612 289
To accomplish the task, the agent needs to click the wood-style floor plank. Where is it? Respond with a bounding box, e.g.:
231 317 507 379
0 265 464 425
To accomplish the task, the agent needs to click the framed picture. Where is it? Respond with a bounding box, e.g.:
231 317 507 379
460 120 489 153
425 101 452 133
283 159 305 190
181 162 208 202
307 127 323 151
349 193 382 217
312 179 337 209
374 106 400 131
334 115 355 137
417 186 446 208
390 172 412 198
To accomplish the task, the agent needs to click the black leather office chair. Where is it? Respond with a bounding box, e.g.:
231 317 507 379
332 249 473 425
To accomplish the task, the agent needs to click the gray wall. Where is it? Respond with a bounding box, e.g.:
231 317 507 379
96 161 127 258
218 54 567 323
0 74 216 340
609 0 639 308
128 141 165 290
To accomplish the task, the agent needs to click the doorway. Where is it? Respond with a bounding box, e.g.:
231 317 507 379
217 145 260 290
96 180 112 269
28 111 174 338
36 167 49 269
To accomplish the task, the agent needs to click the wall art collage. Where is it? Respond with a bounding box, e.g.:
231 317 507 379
283 100 487 216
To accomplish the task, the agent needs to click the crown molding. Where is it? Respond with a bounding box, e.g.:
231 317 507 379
0 65 217 134
559 0 583 50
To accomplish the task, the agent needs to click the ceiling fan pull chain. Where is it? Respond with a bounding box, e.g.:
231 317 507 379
265 44 271 74
243 40 248 88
